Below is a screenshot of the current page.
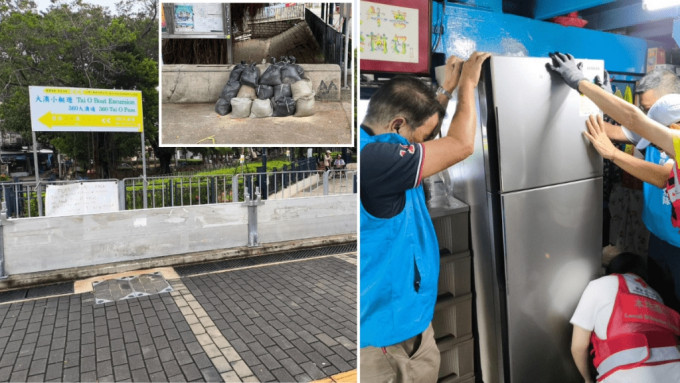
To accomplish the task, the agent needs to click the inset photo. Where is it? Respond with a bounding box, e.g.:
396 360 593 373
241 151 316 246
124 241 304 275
160 2 354 146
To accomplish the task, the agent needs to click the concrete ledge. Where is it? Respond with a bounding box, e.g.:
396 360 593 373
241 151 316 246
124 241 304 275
0 234 355 290
3 204 250 275
260 195 356 243
1 195 356 286
162 63 342 103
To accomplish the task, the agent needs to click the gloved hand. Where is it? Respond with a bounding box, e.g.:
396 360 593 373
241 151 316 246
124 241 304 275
547 52 586 91
594 70 616 123
594 70 613 94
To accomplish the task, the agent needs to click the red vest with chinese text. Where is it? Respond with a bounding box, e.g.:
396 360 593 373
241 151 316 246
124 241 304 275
591 274 680 381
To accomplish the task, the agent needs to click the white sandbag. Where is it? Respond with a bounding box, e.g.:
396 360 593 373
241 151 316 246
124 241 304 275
236 84 257 100
294 95 315 117
230 97 252 118
291 79 314 100
249 99 273 118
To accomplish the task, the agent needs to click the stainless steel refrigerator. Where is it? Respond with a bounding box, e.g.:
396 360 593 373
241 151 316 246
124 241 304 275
444 56 604 382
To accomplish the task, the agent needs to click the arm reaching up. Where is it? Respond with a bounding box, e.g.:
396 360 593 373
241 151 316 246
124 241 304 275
421 52 492 179
547 52 677 157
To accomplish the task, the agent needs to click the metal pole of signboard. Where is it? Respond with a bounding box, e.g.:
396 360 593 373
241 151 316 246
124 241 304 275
343 15 351 89
225 3 233 64
31 130 43 216
141 131 148 209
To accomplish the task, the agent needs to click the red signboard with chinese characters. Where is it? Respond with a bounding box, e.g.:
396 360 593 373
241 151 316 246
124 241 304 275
360 0 431 74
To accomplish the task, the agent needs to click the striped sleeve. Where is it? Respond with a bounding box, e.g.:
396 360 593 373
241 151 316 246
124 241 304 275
415 143 424 188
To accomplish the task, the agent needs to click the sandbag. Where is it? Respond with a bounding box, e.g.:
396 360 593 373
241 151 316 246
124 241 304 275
215 97 231 116
228 61 248 83
288 56 305 76
236 84 257 100
256 84 274 100
249 99 274 118
230 97 252 118
272 97 296 117
259 59 283 86
273 84 292 99
219 79 241 100
240 63 260 88
280 63 302 84
294 95 315 117
291 79 314 100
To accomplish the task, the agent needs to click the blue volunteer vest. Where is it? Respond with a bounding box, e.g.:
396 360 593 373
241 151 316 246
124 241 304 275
642 145 680 247
360 127 440 348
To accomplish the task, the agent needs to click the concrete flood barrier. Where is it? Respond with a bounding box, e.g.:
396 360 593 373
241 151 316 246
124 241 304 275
258 194 356 243
0 194 356 287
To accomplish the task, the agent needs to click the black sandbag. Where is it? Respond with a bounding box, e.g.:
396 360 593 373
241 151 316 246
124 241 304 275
228 61 248 83
273 83 292 99
240 63 260 88
260 58 283 86
215 97 231 116
272 96 296 117
220 79 241 100
256 84 274 100
288 56 305 76
280 63 302 84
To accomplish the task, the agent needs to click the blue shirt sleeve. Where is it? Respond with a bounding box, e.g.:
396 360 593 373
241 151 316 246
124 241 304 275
360 141 424 218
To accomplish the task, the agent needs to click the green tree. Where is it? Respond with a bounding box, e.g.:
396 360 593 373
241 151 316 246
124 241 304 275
0 0 160 178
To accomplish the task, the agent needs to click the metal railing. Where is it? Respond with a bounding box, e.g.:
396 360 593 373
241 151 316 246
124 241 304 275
122 174 234 210
0 168 357 218
305 8 347 66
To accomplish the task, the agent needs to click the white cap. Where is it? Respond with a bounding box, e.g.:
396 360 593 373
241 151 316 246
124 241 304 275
638 94 680 150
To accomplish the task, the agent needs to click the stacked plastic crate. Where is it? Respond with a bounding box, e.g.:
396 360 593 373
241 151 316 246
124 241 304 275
430 199 474 383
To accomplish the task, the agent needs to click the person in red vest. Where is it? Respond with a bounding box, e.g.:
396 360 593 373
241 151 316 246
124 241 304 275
570 252 680 382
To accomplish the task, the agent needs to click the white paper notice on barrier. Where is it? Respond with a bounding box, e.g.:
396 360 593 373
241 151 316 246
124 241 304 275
46 181 119 217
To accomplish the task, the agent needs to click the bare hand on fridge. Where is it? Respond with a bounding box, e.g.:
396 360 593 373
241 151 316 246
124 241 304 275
547 52 586 91
459 51 491 88
442 55 464 93
584 114 618 160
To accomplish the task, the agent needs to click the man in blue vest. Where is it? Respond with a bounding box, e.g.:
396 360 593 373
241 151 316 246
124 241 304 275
360 51 490 382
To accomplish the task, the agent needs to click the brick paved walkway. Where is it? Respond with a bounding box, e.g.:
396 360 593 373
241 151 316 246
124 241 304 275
0 254 356 382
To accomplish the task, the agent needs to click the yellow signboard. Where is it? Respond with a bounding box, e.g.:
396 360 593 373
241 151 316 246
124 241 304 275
29 86 143 133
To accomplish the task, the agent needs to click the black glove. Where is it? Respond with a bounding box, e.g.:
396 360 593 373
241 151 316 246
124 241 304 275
547 52 586 91
594 70 613 94
595 70 615 124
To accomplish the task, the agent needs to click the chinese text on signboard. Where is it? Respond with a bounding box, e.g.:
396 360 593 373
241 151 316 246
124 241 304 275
29 86 143 133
